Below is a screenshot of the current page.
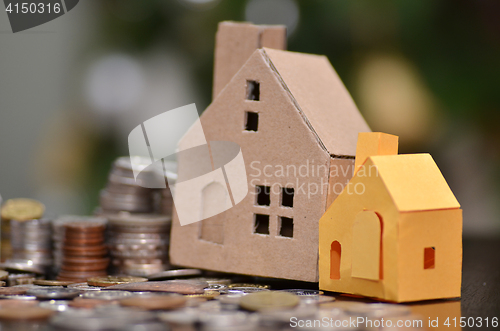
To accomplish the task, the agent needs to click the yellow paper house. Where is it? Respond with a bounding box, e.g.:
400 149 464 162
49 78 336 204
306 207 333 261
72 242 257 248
319 132 462 302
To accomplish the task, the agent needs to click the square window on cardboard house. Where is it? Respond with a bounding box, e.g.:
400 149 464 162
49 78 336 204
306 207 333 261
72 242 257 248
246 80 260 101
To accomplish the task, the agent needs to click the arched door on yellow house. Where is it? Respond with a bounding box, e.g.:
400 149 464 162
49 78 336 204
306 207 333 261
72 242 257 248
351 211 383 280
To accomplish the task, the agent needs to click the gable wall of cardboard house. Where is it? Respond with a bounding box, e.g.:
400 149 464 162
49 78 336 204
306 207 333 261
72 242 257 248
171 50 331 282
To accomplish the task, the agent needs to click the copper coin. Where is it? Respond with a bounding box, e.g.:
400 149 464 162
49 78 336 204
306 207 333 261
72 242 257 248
69 297 110 309
64 234 105 241
0 287 28 295
63 248 108 258
60 264 109 272
57 270 107 281
63 244 108 253
0 299 38 308
119 296 187 310
63 237 105 245
0 307 55 321
33 280 78 286
62 257 109 266
104 280 207 295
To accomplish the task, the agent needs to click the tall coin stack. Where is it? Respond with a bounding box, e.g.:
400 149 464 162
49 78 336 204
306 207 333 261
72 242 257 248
52 216 107 274
10 218 52 270
107 213 171 277
0 198 45 262
57 222 109 282
98 157 160 214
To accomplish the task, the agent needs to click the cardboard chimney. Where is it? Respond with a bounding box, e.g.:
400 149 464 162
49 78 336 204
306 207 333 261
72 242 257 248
169 21 371 282
319 132 462 302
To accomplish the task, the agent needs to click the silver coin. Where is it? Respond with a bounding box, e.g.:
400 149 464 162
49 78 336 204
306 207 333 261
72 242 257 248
205 284 228 292
83 290 134 300
279 289 323 296
346 302 411 318
227 287 270 294
67 282 102 291
39 300 71 311
0 294 37 300
26 288 80 300
147 269 202 280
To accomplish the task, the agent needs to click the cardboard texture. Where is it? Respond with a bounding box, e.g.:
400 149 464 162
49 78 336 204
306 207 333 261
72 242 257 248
319 132 462 302
212 22 287 99
170 22 370 282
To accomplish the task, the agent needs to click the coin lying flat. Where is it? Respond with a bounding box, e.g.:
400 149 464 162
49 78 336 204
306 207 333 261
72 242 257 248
26 288 80 300
239 291 300 311
0 299 38 307
39 300 71 312
34 280 78 286
82 290 134 300
0 306 55 321
279 289 324 296
228 283 270 289
87 276 149 287
67 282 102 291
0 198 45 221
69 297 110 309
147 269 202 280
0 286 28 295
119 295 187 310
104 280 207 295
185 290 220 300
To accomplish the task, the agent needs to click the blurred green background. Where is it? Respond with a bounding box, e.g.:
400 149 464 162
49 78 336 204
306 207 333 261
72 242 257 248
0 0 499 236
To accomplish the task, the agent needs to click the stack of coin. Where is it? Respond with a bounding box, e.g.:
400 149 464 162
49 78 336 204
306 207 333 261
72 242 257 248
0 198 45 262
52 216 107 274
57 222 109 282
107 213 171 277
10 218 52 270
98 156 163 214
160 161 177 217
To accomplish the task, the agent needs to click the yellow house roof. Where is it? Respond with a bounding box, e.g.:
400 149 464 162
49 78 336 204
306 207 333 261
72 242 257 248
262 48 371 157
366 153 460 212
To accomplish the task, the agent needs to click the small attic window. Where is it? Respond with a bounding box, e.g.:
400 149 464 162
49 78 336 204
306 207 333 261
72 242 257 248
246 80 260 101
245 111 259 132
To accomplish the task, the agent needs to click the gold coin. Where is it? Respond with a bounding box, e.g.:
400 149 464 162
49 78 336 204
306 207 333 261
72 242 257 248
228 283 270 289
0 270 8 281
239 291 299 311
33 280 78 286
87 275 148 287
185 290 220 300
1 199 45 221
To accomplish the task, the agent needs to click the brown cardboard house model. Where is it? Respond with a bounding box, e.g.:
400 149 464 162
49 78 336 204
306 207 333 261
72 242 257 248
319 132 462 302
169 22 370 282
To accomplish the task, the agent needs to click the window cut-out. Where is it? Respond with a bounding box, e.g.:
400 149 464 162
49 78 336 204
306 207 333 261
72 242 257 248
245 111 259 132
279 217 293 238
254 214 269 235
330 241 341 280
256 185 270 206
246 80 260 101
281 187 294 208
424 247 435 269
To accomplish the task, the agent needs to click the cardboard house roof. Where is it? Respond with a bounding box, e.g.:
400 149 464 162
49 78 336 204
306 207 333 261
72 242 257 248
261 48 371 157
366 153 460 212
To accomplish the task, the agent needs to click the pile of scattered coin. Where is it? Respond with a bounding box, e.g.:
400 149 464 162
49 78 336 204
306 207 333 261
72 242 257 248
107 213 171 277
52 216 107 274
10 218 52 270
0 272 427 331
57 222 109 282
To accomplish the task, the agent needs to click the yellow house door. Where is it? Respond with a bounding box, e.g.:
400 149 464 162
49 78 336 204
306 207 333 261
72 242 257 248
351 211 382 280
